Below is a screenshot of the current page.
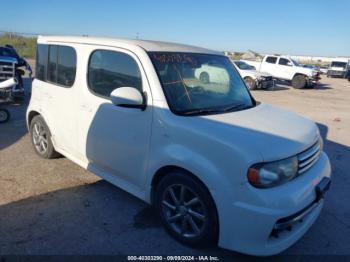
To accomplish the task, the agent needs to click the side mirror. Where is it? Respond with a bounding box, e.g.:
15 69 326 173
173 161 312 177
110 87 146 110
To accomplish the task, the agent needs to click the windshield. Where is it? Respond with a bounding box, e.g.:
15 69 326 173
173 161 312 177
291 59 300 66
331 61 347 68
234 61 254 70
149 52 255 115
0 47 17 57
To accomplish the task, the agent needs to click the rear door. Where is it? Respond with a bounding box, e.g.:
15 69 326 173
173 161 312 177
261 56 278 77
41 44 78 155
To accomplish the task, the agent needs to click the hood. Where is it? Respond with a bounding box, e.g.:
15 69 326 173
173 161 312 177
0 56 18 63
194 103 319 162
256 71 272 77
296 66 314 76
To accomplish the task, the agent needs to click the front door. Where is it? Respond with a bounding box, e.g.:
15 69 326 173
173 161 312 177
78 46 153 189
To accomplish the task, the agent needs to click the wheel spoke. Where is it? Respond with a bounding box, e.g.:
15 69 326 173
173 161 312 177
180 185 185 202
167 213 183 223
188 209 205 221
34 124 40 136
180 216 187 234
168 187 180 206
162 200 176 211
187 215 200 234
184 197 199 207
41 137 48 144
40 140 47 152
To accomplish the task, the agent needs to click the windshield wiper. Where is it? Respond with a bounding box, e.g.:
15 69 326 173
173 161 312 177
180 108 224 116
180 104 253 116
222 104 253 112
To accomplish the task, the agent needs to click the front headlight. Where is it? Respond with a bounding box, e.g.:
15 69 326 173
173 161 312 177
247 156 298 188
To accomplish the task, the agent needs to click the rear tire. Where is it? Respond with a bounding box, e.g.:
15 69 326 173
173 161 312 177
0 109 10 123
292 75 307 89
155 172 218 247
30 115 60 159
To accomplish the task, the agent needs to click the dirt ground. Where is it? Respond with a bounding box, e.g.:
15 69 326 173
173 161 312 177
0 74 349 256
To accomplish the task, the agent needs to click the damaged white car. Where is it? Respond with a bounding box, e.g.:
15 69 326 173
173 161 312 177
233 60 275 90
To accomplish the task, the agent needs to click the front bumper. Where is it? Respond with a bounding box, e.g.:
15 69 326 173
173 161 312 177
328 70 347 78
218 152 331 256
256 78 275 89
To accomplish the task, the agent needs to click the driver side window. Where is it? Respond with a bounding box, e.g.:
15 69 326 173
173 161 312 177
88 50 142 98
279 58 292 66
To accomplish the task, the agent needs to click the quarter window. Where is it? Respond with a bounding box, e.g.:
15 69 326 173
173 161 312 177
36 44 48 81
265 56 277 64
57 46 77 86
88 50 142 98
36 44 76 87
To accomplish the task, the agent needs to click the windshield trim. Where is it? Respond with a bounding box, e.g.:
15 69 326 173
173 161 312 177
148 51 256 116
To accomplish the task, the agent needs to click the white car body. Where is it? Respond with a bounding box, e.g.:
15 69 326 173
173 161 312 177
27 36 331 256
242 55 319 83
232 60 274 89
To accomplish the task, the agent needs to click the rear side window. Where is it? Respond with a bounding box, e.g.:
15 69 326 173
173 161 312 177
36 44 49 81
88 50 142 98
265 56 277 64
57 46 76 86
36 44 76 87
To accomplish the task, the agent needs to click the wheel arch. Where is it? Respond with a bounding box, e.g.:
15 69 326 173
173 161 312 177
293 73 308 79
27 110 40 128
150 165 215 208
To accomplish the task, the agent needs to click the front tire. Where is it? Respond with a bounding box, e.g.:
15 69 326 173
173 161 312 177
30 115 60 159
292 75 307 89
155 172 218 247
0 109 10 123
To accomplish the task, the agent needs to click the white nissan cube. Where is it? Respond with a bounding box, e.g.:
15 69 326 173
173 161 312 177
27 36 331 256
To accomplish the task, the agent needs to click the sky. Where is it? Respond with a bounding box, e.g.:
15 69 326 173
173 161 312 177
1 0 349 57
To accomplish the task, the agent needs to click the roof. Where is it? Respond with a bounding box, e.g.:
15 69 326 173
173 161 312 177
38 35 222 55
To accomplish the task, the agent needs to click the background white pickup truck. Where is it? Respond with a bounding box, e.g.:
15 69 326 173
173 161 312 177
242 55 320 89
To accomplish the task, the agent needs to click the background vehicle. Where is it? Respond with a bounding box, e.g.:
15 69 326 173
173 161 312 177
0 45 32 101
0 78 18 123
319 66 329 75
327 59 349 78
27 36 331 256
243 55 320 89
233 60 274 90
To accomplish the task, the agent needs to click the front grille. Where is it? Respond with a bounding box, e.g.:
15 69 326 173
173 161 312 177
328 70 345 76
0 60 16 81
297 139 322 174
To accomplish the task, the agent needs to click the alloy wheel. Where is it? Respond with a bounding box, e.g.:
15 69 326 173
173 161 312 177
161 184 207 238
32 122 49 154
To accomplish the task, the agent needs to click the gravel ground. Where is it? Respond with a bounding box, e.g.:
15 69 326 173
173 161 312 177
0 75 349 257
